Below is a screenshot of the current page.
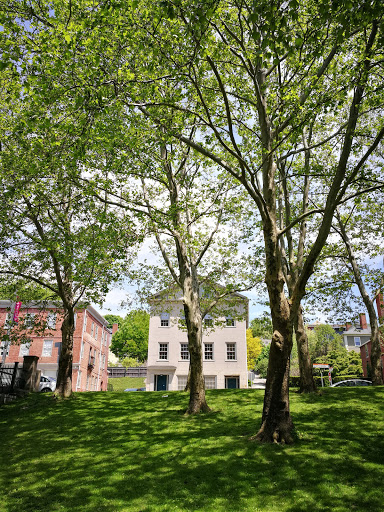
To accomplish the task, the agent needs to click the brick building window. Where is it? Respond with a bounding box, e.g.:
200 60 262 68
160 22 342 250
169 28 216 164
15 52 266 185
42 340 53 357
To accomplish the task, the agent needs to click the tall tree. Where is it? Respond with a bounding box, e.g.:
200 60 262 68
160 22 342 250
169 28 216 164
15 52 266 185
118 0 384 441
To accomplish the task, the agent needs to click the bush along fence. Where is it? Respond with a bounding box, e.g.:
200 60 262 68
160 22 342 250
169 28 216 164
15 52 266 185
107 366 147 378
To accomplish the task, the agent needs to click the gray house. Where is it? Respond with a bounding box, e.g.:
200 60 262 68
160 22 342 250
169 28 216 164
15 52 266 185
342 314 371 353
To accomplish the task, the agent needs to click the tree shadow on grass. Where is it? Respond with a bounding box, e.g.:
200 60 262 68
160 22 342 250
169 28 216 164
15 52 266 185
0 387 383 512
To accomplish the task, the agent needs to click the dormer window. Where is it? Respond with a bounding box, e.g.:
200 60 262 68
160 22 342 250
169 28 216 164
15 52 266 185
226 317 235 327
160 313 170 327
204 315 213 327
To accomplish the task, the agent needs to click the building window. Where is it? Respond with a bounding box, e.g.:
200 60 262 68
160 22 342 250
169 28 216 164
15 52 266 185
204 343 214 360
95 325 99 340
178 375 187 390
102 354 106 371
83 313 87 332
365 345 369 358
80 341 85 360
4 313 12 329
46 313 56 329
159 343 168 360
354 337 361 347
180 343 189 360
226 343 236 360
74 313 77 329
42 340 53 357
91 322 94 337
19 343 30 357
160 313 170 327
24 314 35 329
204 315 213 327
204 376 216 389
76 370 82 390
86 375 90 391
0 341 10 358
226 317 235 327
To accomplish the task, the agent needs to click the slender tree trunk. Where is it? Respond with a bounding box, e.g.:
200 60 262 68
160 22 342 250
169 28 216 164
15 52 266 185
55 306 75 397
183 274 210 414
368 312 383 385
294 306 317 393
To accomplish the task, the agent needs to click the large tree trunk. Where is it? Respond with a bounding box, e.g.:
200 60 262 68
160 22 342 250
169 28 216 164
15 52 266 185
55 306 75 397
255 222 294 443
294 306 317 393
368 310 383 386
183 275 210 414
255 306 294 444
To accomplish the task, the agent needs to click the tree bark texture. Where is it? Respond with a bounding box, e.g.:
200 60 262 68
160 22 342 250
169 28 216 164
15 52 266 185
55 307 75 397
294 306 317 393
183 275 210 414
255 222 294 443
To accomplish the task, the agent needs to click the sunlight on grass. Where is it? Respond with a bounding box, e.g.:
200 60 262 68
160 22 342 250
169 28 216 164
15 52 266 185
1 387 383 512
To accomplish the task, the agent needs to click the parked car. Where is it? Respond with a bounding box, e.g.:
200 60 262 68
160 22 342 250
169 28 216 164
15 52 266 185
39 376 56 392
331 379 372 387
124 387 146 392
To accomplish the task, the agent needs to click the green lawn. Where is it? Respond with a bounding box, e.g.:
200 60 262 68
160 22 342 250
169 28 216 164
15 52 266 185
1 387 383 512
108 377 146 392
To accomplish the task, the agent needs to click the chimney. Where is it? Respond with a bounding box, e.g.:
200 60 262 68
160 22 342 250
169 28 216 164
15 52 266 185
376 293 384 320
359 313 367 330
345 322 352 331
112 323 119 335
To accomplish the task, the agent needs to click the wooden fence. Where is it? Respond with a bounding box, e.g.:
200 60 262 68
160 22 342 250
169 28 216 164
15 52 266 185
107 366 147 378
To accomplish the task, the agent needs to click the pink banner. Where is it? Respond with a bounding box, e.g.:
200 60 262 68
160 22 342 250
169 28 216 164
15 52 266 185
13 301 22 324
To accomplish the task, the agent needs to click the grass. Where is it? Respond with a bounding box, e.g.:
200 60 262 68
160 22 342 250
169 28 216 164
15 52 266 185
108 377 146 392
0 387 383 512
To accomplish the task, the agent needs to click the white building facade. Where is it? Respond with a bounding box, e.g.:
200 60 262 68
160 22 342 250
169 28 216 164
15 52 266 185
146 292 248 392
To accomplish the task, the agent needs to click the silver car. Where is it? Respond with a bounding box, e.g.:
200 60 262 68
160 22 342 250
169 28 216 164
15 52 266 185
331 379 372 387
39 375 56 392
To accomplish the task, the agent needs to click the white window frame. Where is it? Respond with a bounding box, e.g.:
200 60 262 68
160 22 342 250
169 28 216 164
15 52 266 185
204 376 216 389
204 315 213 327
46 313 57 329
76 370 82 390
226 342 237 361
95 325 99 340
24 313 35 329
159 343 168 360
80 341 85 360
180 343 189 360
91 322 94 338
204 343 214 361
177 375 188 390
19 343 31 357
4 313 12 329
160 313 170 327
42 340 53 357
0 341 10 357
226 317 235 327
354 337 361 347
83 312 87 333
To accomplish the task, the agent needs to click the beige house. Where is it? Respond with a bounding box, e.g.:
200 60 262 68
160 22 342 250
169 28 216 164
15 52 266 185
146 289 248 391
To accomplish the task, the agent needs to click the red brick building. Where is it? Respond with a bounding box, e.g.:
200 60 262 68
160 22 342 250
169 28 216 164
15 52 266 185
359 293 384 380
0 301 111 391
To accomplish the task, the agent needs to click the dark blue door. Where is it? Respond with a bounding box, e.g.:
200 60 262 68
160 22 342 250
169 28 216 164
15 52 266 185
156 374 167 391
226 377 239 389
